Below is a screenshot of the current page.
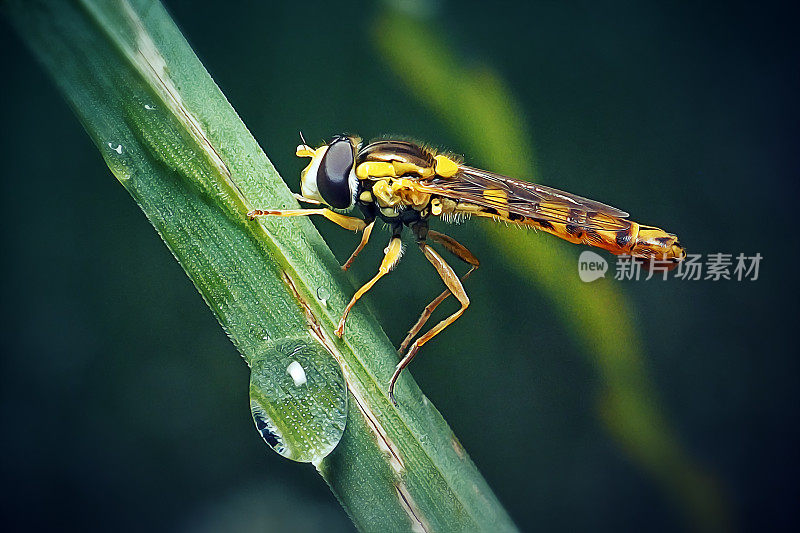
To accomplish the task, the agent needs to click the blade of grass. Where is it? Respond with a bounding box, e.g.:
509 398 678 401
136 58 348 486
3 0 517 530
372 5 730 532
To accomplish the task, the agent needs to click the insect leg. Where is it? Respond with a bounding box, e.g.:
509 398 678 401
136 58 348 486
334 235 404 338
248 208 367 232
398 230 479 354
389 242 470 405
341 220 376 272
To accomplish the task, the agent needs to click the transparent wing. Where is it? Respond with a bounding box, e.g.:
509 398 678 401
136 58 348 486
414 165 630 231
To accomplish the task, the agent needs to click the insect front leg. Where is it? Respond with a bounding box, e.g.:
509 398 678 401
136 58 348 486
249 207 377 269
389 242 471 405
335 232 404 338
248 208 368 232
398 230 480 354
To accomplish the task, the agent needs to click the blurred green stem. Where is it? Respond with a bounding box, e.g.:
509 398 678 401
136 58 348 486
373 6 731 532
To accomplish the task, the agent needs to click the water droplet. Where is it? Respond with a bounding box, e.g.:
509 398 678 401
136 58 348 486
246 322 268 342
144 104 156 110
249 337 347 463
107 142 123 155
316 286 330 307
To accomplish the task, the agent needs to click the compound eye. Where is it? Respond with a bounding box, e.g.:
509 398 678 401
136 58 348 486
316 138 355 209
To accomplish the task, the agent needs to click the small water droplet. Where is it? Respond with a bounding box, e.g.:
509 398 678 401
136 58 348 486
107 142 123 155
316 286 330 307
144 104 156 110
247 323 269 342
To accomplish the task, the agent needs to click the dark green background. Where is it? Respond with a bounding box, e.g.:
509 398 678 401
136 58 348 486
1 1 796 531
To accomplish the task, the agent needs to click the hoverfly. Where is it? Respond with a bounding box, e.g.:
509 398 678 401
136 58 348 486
249 135 686 404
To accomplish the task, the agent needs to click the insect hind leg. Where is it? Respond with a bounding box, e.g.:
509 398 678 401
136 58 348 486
398 230 479 354
389 240 471 405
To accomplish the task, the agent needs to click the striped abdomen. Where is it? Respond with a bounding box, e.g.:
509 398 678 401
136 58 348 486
479 208 686 262
519 215 685 262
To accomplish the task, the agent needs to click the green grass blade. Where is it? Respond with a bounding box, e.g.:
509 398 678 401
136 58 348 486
372 6 730 532
4 0 517 530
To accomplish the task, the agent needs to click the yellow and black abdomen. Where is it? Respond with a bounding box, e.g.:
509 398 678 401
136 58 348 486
627 224 686 262
515 215 686 262
468 204 686 262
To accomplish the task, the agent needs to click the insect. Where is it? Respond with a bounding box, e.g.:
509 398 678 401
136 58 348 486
249 134 686 404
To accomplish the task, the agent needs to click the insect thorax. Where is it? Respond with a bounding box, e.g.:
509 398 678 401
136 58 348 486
352 140 468 226
356 178 430 226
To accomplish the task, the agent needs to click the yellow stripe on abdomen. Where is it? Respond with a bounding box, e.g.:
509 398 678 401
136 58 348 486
473 209 685 263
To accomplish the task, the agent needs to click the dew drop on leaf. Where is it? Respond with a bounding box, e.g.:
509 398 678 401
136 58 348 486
316 286 330 307
249 337 348 463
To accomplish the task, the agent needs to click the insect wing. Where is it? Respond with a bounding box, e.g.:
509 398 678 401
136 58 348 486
415 166 630 232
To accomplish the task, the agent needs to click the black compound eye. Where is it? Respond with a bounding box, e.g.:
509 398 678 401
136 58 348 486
317 138 355 209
